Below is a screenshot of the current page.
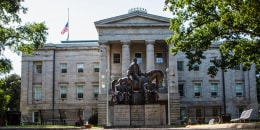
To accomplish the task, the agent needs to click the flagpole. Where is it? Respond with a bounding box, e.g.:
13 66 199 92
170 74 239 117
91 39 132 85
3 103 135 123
67 8 69 41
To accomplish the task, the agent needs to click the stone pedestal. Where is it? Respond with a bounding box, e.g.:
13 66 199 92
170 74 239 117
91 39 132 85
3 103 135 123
113 105 130 126
130 105 145 126
145 104 160 125
111 104 166 126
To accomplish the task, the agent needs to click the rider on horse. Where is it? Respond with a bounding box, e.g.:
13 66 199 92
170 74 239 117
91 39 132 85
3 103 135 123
127 57 145 91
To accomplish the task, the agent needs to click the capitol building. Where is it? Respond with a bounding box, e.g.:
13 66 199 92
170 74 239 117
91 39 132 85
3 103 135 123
20 8 258 126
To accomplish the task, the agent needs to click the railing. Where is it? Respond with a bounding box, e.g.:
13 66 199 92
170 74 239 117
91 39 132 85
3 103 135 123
185 116 221 125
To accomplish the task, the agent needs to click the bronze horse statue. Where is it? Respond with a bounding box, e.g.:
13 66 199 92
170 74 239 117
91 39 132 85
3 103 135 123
145 70 164 88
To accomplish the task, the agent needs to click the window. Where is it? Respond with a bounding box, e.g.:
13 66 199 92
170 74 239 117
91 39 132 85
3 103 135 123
177 61 184 71
33 112 39 123
61 63 67 73
209 61 216 69
60 86 67 99
178 84 184 97
212 107 220 116
194 83 201 97
35 64 42 74
180 108 186 121
156 53 163 63
196 108 202 118
113 53 120 63
235 83 243 97
135 53 142 64
34 87 42 100
193 64 200 71
77 63 84 73
93 85 99 98
93 63 100 72
234 64 241 70
77 85 84 99
237 107 245 117
210 83 218 97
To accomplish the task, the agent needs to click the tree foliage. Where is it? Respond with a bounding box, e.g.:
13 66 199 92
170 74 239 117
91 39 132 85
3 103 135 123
0 88 10 126
0 0 48 75
0 1 47 124
164 0 260 76
0 74 21 111
0 89 10 113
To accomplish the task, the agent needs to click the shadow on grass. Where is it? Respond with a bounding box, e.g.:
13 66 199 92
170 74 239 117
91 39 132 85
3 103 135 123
1 124 104 129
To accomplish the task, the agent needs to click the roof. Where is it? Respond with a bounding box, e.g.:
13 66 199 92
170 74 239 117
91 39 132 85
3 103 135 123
41 40 99 49
95 8 170 28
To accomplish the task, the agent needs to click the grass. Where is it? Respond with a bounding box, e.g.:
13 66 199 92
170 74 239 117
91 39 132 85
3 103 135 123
2 124 104 129
4 125 79 128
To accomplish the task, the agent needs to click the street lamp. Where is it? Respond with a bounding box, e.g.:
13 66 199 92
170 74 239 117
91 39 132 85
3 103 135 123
166 68 171 125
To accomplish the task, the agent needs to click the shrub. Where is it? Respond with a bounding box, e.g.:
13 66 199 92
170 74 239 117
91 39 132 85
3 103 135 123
88 113 98 125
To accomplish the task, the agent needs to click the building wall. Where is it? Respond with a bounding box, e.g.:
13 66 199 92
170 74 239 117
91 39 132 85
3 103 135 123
20 43 100 124
20 42 259 125
20 9 258 125
177 49 258 122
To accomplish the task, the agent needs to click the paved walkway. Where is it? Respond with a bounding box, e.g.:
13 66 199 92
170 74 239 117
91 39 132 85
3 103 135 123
1 123 259 130
83 122 260 130
182 122 260 129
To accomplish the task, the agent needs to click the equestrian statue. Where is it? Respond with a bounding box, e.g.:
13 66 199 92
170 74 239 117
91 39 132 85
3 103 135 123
111 57 164 105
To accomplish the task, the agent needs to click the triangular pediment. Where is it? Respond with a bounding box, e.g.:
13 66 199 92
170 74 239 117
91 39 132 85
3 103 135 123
95 11 170 27
106 16 166 24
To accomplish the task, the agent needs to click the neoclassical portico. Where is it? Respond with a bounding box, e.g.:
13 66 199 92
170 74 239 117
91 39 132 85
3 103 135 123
99 39 165 77
95 8 180 126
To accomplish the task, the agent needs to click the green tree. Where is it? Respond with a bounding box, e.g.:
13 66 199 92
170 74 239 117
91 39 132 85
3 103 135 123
0 88 10 126
0 74 21 111
0 0 48 75
0 88 10 112
0 0 48 125
164 0 260 76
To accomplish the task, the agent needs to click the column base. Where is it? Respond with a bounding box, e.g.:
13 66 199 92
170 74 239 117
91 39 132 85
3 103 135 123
169 92 181 125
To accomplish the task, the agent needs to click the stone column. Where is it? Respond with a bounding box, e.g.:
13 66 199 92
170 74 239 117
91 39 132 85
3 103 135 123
146 40 155 72
121 40 131 77
167 44 180 125
98 42 111 126
99 43 108 94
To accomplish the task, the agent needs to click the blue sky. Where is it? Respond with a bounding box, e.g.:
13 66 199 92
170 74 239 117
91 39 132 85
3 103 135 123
7 0 173 75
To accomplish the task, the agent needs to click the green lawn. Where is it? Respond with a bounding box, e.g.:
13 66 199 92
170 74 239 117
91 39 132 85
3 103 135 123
2 124 103 129
4 125 79 128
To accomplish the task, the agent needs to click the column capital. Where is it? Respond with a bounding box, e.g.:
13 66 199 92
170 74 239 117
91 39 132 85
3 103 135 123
99 41 108 45
120 40 131 45
145 40 155 45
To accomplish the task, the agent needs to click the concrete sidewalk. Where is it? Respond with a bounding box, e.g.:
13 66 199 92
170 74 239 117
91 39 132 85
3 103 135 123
95 122 260 130
181 122 260 129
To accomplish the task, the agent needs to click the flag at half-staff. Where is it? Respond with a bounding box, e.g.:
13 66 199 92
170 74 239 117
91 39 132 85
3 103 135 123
61 22 69 35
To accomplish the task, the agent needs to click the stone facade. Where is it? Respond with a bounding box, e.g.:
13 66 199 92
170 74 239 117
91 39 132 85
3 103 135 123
20 41 100 125
20 8 258 126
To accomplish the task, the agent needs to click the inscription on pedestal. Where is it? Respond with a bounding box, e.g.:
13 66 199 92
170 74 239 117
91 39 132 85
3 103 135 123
145 104 161 125
131 105 144 126
112 104 166 126
113 105 130 126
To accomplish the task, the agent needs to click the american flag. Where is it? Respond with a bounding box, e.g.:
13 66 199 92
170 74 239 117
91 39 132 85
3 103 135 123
61 22 69 34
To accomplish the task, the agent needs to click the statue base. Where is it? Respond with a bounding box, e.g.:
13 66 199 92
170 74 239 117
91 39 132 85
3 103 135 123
111 104 166 126
130 92 145 105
